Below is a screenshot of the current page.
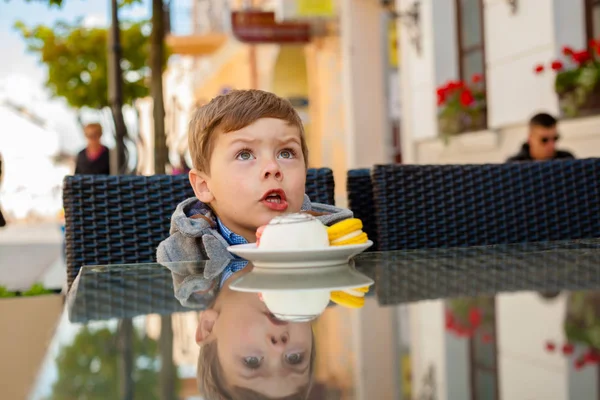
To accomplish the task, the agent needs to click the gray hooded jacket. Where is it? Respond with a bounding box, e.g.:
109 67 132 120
157 195 353 305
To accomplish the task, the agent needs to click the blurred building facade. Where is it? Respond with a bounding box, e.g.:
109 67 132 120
138 0 399 206
399 0 600 165
400 1 600 400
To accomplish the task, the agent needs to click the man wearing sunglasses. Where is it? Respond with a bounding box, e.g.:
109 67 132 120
507 113 575 162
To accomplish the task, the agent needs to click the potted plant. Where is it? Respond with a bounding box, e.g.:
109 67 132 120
436 74 487 139
544 291 600 370
445 296 494 343
534 41 600 118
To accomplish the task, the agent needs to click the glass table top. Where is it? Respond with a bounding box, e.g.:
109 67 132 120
31 239 600 400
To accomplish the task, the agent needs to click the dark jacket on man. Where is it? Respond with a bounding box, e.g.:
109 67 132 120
506 143 575 162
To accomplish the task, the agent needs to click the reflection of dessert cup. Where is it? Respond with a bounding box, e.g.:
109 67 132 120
327 218 368 246
257 213 329 250
261 290 331 322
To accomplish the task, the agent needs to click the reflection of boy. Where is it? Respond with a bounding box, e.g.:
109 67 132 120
157 90 352 399
198 267 316 399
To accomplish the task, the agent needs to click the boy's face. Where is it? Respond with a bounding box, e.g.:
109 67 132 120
190 118 306 242
197 283 312 396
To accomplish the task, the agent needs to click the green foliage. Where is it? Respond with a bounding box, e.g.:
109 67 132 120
22 282 54 296
28 0 143 8
49 325 169 399
0 286 16 298
0 283 53 298
447 296 495 330
555 63 600 118
14 18 156 109
565 292 600 350
26 0 64 6
436 75 487 139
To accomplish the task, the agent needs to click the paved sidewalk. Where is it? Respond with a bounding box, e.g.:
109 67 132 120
0 222 65 291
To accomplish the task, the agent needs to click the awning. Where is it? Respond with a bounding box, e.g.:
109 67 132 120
165 33 228 55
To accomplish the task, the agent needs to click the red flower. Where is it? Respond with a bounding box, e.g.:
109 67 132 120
551 60 563 71
460 89 475 107
589 39 598 49
534 64 545 74
437 88 447 106
562 343 575 355
446 80 465 92
445 310 455 329
575 358 586 370
584 350 600 363
469 308 482 327
562 46 574 56
472 74 483 84
545 341 556 352
572 50 591 65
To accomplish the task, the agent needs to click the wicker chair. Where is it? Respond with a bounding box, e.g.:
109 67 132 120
63 168 335 290
372 159 600 251
347 169 378 251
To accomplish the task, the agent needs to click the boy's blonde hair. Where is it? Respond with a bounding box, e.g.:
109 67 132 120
197 337 315 400
188 89 309 173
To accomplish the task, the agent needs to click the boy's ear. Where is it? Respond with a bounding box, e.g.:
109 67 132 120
189 169 215 204
196 309 218 345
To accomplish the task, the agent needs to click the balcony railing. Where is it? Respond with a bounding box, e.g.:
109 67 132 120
167 0 230 56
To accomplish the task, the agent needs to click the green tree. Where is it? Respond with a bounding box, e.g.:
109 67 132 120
14 19 151 112
49 324 177 399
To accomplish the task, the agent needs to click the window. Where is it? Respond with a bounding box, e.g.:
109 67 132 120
469 297 499 400
456 0 486 81
455 0 487 130
586 0 600 44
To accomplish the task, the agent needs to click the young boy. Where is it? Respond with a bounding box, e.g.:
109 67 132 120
157 90 354 399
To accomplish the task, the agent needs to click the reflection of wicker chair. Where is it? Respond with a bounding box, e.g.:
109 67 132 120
63 169 335 291
372 159 600 251
347 169 378 251
68 263 191 322
365 241 600 305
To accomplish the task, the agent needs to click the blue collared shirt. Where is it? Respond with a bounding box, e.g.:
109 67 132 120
217 218 249 287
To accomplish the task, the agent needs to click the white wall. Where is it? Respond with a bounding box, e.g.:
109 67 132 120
497 292 568 400
400 0 591 148
409 300 448 400
486 0 561 127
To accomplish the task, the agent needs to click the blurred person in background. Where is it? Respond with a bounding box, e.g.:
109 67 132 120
75 123 110 175
507 113 575 162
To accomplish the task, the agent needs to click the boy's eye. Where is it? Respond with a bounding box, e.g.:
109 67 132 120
243 356 263 369
285 353 304 365
236 150 255 161
278 149 296 159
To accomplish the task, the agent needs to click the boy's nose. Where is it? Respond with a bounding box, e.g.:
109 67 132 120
269 332 289 347
262 161 283 181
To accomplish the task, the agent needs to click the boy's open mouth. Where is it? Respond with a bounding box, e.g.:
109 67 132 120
260 189 288 211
